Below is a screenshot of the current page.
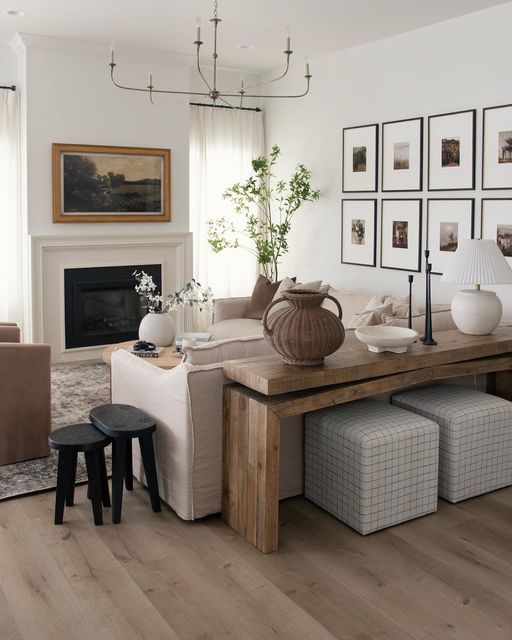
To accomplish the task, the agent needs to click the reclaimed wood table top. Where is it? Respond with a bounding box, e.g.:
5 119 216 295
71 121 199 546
101 340 183 370
223 326 512 397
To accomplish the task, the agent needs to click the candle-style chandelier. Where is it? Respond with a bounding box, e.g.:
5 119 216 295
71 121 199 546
109 0 311 109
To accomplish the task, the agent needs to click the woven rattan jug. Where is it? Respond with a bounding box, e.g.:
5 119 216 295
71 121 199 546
262 289 345 366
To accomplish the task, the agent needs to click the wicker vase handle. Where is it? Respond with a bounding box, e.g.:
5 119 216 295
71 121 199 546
262 297 286 335
325 294 343 321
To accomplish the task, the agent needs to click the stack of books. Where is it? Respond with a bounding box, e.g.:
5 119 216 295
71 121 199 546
175 332 212 353
126 345 164 358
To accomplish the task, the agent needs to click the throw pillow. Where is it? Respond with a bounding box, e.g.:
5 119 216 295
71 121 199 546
348 303 394 329
383 295 420 319
362 294 386 312
246 275 286 320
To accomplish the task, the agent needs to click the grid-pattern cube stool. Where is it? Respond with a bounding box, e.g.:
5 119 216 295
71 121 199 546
305 399 439 535
392 384 512 503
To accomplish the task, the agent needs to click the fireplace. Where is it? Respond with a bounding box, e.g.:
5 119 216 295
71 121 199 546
64 265 162 349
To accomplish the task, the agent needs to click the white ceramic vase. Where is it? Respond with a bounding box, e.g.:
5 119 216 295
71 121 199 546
138 312 176 347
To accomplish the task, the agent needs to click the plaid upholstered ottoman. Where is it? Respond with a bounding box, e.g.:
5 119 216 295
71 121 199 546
305 400 439 535
392 385 512 503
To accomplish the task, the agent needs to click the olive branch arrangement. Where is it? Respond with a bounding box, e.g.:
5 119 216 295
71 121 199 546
207 145 320 282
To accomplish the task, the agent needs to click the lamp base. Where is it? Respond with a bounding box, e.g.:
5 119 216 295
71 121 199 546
451 289 502 335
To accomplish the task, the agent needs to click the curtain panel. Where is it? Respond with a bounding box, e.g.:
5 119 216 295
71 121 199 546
189 105 264 303
0 89 23 329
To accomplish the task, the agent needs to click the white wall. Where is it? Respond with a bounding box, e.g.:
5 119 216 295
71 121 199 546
0 43 17 85
263 2 512 320
15 36 190 236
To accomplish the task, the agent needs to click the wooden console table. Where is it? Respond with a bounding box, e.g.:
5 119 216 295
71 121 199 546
222 327 512 553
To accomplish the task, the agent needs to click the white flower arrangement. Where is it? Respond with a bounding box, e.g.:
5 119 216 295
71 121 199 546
133 271 214 314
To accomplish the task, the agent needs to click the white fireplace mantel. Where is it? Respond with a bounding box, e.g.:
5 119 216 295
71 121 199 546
31 233 193 363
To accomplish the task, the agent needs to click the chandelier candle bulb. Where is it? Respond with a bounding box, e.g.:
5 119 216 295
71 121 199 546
195 17 201 42
109 41 115 64
148 72 153 88
285 28 291 51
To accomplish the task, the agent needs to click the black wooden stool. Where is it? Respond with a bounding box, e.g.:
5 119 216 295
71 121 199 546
89 404 161 523
49 423 111 526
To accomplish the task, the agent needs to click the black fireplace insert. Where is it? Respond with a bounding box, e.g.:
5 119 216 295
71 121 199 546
64 264 162 349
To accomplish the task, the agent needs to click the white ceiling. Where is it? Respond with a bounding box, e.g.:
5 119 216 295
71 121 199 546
1 0 510 71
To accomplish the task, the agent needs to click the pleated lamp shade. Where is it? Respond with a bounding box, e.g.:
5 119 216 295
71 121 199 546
440 239 512 285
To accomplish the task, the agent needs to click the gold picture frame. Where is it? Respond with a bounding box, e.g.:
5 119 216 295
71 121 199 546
52 143 171 223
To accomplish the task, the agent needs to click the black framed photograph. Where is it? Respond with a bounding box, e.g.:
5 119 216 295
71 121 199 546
341 199 377 267
342 124 378 192
481 199 512 266
427 199 475 274
428 110 476 191
380 199 422 272
382 117 423 192
482 104 512 190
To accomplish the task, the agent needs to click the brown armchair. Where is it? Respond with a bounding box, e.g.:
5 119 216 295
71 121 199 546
0 323 51 465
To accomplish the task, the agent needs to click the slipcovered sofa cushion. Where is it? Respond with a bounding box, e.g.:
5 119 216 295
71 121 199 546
183 334 272 366
209 318 263 341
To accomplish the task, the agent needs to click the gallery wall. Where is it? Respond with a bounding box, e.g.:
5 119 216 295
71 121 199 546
263 2 512 320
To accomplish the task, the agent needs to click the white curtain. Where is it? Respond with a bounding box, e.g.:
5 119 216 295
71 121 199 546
190 105 264 302
0 89 23 329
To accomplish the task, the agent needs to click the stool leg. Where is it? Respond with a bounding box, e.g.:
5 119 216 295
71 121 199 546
125 439 133 491
66 452 78 507
85 451 103 526
99 448 111 508
139 434 161 513
55 452 72 525
111 438 126 524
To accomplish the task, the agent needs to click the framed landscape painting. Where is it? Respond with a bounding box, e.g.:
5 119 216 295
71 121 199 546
380 199 422 272
482 104 512 189
382 117 423 192
52 143 171 223
427 199 475 274
428 110 476 191
342 124 378 192
341 199 377 267
481 199 512 266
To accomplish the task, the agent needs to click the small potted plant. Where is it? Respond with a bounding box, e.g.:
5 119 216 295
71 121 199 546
133 271 213 346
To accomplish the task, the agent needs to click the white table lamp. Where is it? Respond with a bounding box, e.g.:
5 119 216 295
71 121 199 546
440 239 512 335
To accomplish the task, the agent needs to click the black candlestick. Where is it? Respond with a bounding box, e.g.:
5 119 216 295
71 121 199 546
420 250 437 346
408 275 414 330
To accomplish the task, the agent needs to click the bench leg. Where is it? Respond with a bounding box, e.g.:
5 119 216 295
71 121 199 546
111 438 126 524
125 439 133 491
139 434 161 513
66 452 78 507
55 452 73 525
85 451 103 526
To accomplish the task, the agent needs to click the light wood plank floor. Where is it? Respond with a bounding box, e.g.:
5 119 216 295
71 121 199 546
1 483 512 640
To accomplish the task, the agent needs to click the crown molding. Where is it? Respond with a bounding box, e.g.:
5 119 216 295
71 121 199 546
9 32 195 67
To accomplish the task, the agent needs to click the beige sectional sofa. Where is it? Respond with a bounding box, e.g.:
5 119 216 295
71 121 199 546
209 288 456 340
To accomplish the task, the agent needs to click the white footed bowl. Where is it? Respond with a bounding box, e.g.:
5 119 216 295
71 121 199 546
355 325 419 354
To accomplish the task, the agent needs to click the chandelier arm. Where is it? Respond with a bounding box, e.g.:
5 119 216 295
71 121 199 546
222 55 292 95
110 65 210 97
196 44 213 93
237 77 311 100
217 95 237 109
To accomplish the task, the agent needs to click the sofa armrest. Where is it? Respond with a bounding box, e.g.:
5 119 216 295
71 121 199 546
0 324 20 343
0 343 51 464
212 297 251 323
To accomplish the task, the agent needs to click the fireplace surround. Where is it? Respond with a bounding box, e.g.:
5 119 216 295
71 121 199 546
30 233 193 364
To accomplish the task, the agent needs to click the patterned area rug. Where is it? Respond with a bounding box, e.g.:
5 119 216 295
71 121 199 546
0 363 111 500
